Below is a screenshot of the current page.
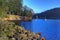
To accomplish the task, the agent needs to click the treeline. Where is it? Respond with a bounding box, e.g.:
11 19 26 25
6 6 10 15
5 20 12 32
0 0 2 16
0 0 33 17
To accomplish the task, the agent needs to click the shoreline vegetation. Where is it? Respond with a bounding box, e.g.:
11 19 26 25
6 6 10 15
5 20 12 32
0 0 45 40
1 0 32 21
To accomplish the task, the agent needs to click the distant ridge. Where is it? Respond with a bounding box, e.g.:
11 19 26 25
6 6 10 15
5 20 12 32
33 7 60 19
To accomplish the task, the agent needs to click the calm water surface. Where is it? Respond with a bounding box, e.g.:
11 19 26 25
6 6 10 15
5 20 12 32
20 19 60 40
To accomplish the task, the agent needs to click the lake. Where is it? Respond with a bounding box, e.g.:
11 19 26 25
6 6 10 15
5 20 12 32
20 19 60 40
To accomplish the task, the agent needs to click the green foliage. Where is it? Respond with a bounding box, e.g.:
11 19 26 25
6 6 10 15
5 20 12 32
0 0 2 17
1 0 33 17
7 0 22 15
0 0 44 40
0 8 2 17
0 1 2 6
1 0 22 16
21 6 33 17
26 9 33 17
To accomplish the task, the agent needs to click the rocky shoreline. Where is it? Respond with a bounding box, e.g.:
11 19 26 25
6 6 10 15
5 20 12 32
0 19 45 40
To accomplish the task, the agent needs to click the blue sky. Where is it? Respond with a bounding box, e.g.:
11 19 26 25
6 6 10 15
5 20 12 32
23 0 60 13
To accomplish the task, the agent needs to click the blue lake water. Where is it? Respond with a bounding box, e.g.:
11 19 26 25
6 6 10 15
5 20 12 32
20 19 60 40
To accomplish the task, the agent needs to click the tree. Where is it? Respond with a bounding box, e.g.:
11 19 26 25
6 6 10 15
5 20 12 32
1 0 33 17
0 0 2 17
26 9 33 17
21 6 28 16
0 0 2 6
2 0 22 16
2 0 9 16
21 6 33 17
8 0 22 15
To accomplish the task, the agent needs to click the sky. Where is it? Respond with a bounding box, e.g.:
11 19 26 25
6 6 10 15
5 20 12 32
23 0 60 13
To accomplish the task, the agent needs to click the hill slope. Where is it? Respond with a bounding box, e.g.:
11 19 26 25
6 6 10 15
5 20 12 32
33 8 60 19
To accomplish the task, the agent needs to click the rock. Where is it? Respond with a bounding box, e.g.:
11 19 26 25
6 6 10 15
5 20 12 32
0 20 45 40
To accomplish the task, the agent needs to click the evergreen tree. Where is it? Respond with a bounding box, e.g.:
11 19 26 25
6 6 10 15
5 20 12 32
22 6 33 17
2 0 9 16
8 0 22 15
2 0 22 16
0 0 2 16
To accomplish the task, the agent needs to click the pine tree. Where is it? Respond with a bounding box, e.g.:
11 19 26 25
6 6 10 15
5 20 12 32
2 0 22 16
0 0 2 16
22 6 33 17
8 0 22 15
2 0 9 16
